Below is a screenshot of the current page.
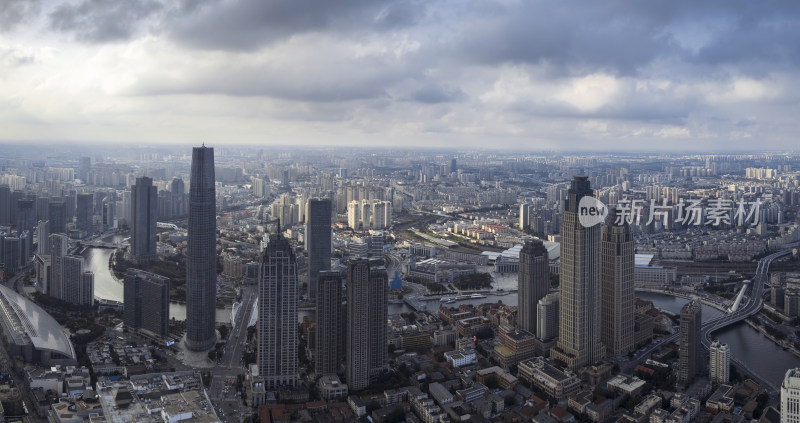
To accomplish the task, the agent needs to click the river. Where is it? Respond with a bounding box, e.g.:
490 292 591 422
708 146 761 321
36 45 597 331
85 239 800 387
637 291 800 390
83 234 230 323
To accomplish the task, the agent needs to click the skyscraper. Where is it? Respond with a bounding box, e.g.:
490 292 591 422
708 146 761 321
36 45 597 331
709 340 730 385
130 177 158 263
124 269 170 337
518 239 549 335
600 212 635 357
537 292 560 341
782 368 800 423
62 255 94 306
16 199 35 234
75 193 94 236
551 176 603 370
258 234 298 389
0 185 10 226
346 259 387 391
679 300 702 385
306 198 332 300
49 233 69 298
185 146 218 352
37 220 49 255
48 201 67 234
316 270 342 376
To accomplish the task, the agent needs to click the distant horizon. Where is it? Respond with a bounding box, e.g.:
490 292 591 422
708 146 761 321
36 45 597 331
0 139 798 156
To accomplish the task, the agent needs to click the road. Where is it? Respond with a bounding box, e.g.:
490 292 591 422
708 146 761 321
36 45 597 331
623 242 798 395
208 283 257 422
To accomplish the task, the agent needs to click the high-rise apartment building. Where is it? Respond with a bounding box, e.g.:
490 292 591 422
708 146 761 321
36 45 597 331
123 269 170 337
185 146 218 352
49 233 69 298
600 213 635 357
679 300 702 385
551 176 603 370
130 177 158 263
537 292 560 341
316 270 342 376
306 198 332 301
62 255 93 306
346 259 387 391
782 368 800 423
520 203 530 230
37 220 49 255
258 234 298 389
709 340 730 385
518 239 549 335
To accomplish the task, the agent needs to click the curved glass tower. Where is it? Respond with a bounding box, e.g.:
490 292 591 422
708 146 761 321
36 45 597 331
185 146 217 351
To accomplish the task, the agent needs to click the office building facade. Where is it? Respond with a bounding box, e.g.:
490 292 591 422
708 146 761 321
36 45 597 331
185 146 218 352
679 300 702 385
346 259 387 391
306 198 332 300
258 234 298 389
551 176 603 370
130 177 158 263
600 214 635 357
123 269 170 337
316 270 342 376
518 239 549 335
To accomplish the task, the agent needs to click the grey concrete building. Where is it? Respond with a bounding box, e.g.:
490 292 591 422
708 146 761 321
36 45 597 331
518 239 549 335
600 213 635 357
679 300 702 385
123 269 170 337
346 259 387 391
258 234 298 389
316 270 342 376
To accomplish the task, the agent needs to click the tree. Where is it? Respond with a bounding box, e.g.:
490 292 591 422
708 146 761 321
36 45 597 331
218 325 229 340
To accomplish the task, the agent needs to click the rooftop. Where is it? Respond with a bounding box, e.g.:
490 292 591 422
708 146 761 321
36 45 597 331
0 284 75 360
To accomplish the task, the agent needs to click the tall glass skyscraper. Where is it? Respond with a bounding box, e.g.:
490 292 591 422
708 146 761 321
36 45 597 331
185 146 218 352
306 198 332 300
600 212 635 357
131 177 157 263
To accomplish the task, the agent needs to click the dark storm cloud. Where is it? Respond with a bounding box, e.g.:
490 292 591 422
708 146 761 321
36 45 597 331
168 0 424 51
0 0 41 31
49 0 163 42
452 0 800 77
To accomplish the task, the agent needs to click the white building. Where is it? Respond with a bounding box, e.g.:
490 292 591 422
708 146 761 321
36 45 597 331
444 349 477 368
709 340 730 385
782 368 800 423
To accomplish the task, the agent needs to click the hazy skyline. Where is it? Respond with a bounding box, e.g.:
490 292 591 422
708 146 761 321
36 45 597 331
2 0 799 151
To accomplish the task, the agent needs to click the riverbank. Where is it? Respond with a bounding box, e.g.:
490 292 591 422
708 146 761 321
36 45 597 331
745 317 800 359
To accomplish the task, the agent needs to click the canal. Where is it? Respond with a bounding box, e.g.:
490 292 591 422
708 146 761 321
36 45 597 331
83 234 230 323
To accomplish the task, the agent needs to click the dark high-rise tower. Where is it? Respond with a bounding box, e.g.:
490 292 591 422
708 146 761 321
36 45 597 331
306 198 332 300
124 269 170 337
316 270 342 376
258 234 298 389
0 185 10 226
600 212 635 357
517 239 549 335
76 193 94 236
679 300 702 385
130 177 158 263
551 176 603 370
185 146 217 352
48 201 67 234
346 259 387 391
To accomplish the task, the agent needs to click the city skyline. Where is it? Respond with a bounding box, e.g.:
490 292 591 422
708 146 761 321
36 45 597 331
2 2 800 151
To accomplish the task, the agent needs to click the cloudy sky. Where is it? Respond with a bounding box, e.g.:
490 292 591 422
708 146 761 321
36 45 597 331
1 0 799 151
